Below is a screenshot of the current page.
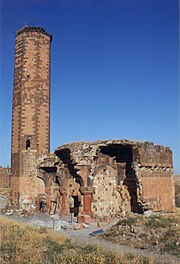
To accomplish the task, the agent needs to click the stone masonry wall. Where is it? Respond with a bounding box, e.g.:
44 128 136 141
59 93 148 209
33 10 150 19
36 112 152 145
38 140 175 217
0 167 11 188
92 165 130 218
141 176 174 211
11 148 45 208
138 143 173 167
135 144 175 212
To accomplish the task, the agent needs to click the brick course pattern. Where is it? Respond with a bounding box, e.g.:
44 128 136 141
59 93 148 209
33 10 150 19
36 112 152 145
11 26 51 206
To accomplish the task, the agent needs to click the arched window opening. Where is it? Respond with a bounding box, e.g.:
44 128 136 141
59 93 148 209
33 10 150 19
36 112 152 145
26 139 30 150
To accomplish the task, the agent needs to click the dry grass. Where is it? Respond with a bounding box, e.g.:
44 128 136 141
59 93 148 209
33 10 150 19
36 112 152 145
0 217 160 264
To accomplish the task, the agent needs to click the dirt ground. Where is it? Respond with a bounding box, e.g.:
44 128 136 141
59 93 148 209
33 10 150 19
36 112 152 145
1 211 179 264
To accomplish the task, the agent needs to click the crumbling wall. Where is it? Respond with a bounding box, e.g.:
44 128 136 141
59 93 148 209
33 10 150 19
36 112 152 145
0 167 11 188
38 140 175 218
54 141 133 218
92 165 130 218
138 143 173 166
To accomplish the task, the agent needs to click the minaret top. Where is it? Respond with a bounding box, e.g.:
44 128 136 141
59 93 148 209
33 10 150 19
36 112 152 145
16 26 52 41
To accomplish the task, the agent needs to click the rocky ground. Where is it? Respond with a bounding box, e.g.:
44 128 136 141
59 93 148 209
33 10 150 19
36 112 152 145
102 211 180 258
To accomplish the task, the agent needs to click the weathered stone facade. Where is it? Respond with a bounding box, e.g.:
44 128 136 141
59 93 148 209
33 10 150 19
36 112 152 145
37 140 175 220
9 26 175 219
0 167 11 188
11 26 52 206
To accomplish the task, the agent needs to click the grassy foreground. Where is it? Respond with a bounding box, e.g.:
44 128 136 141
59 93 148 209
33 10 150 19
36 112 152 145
0 217 160 264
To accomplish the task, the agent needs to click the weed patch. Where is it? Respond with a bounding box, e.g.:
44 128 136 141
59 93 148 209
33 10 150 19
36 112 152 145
0 216 162 264
103 212 180 258
119 217 138 227
145 215 174 228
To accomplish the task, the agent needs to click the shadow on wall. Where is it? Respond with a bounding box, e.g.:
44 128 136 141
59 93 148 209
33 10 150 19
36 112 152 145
56 148 84 186
100 144 141 213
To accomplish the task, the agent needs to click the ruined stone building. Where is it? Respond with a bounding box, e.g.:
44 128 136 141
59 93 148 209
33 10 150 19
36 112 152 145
37 140 175 221
8 26 175 220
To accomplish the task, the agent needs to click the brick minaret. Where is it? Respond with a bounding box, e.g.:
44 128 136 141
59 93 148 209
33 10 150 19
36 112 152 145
11 26 52 206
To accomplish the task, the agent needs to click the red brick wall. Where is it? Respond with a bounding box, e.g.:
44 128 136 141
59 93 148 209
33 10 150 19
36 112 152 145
11 26 51 205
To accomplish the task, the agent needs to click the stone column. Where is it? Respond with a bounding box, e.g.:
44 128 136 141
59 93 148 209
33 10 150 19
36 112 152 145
45 187 51 212
80 187 95 217
60 187 68 216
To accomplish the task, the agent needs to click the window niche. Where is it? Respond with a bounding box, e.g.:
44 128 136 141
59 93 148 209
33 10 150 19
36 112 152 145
26 139 31 150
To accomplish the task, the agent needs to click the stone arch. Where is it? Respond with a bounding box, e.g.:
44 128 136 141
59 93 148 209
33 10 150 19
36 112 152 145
35 171 46 212
55 148 84 187
53 175 63 187
37 169 62 213
73 175 84 187
36 176 46 194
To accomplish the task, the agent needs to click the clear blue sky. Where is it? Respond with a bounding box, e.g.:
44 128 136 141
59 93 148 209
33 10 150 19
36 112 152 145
0 0 179 173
